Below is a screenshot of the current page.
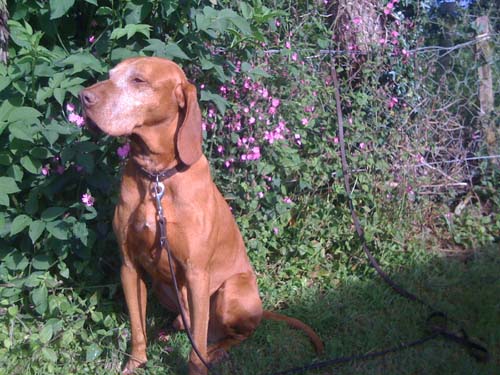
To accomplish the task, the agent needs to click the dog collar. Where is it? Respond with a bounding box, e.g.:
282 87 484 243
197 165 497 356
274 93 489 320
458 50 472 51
134 160 185 182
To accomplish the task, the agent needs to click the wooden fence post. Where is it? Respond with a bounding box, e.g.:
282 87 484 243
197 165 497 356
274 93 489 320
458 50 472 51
475 16 498 165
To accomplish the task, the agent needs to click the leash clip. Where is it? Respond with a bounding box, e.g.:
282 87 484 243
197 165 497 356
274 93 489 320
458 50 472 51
152 178 165 201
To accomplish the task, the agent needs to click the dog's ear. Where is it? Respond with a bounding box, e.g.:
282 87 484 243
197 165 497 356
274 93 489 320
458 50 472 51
175 82 203 166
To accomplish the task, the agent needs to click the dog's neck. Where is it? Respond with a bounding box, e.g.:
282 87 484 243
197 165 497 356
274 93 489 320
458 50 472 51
129 119 179 174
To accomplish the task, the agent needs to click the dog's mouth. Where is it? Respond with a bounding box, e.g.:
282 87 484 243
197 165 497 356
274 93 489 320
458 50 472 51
82 113 104 136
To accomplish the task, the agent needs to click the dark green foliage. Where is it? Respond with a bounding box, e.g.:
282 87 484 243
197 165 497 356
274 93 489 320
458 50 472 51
0 1 498 374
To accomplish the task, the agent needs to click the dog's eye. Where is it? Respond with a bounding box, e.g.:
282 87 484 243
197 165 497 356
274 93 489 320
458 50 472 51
132 77 146 84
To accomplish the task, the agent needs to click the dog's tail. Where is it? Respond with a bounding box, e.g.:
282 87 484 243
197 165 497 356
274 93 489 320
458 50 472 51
262 310 324 354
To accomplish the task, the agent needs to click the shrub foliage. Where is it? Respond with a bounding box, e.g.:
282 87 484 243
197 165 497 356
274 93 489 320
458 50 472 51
0 0 498 373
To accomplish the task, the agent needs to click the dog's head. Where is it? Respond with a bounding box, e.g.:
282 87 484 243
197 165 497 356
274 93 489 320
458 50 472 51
80 57 202 165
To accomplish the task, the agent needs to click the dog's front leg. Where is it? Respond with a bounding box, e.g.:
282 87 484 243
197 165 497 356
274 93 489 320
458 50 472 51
185 267 210 375
121 262 148 374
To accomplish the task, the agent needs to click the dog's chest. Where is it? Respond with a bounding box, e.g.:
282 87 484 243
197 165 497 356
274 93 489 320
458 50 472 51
127 204 158 256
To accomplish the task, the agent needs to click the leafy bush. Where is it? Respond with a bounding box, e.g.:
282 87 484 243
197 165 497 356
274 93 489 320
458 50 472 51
0 0 497 373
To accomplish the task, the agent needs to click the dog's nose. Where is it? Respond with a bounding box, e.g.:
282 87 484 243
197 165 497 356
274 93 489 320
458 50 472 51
80 89 97 107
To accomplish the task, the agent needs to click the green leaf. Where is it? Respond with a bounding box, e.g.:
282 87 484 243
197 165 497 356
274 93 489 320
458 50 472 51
61 53 104 74
20 155 42 174
0 100 14 122
200 91 227 114
0 193 8 206
40 324 53 344
240 3 253 19
0 77 10 92
73 222 89 246
111 24 151 40
3 250 29 271
220 9 252 35
96 6 113 16
29 220 46 244
84 0 98 5
0 177 20 194
42 348 58 362
10 214 32 236
41 207 66 221
30 147 52 159
32 254 52 270
31 285 48 315
53 87 65 106
144 40 190 60
8 123 37 142
50 0 76 20
7 106 42 124
85 343 102 362
46 220 69 240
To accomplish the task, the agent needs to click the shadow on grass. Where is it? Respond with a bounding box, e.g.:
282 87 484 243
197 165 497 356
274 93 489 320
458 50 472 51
139 245 498 375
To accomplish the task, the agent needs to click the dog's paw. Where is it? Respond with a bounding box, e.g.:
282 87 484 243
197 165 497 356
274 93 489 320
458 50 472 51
208 348 229 364
122 357 147 374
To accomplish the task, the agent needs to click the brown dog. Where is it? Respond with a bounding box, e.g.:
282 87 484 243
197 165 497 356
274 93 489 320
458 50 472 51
80 57 323 374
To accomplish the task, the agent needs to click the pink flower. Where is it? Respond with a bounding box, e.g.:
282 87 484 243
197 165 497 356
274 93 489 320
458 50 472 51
294 133 302 146
248 146 261 160
301 118 309 126
56 165 65 175
283 196 292 204
285 41 291 49
271 98 280 107
81 193 95 207
41 166 50 176
391 30 399 38
261 88 269 99
68 113 85 127
384 8 391 15
379 38 387 45
66 103 75 112
359 142 366 150
224 160 232 168
291 52 298 61
117 143 131 159
387 2 394 9
273 227 279 235
88 35 95 43
334 137 339 144
268 106 276 115
157 330 169 343
275 19 281 27
248 117 256 125
258 192 264 199
217 145 224 154
388 96 399 109
352 17 362 25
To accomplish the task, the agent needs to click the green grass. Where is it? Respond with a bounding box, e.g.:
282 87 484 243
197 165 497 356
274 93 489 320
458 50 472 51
127 245 499 375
